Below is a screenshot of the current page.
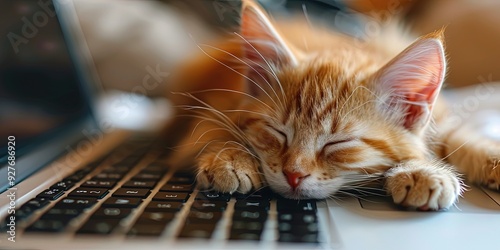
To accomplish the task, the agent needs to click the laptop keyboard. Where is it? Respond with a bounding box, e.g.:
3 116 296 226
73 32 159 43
2 138 321 243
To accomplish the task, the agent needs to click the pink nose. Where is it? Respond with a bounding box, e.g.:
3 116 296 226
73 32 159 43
283 170 310 190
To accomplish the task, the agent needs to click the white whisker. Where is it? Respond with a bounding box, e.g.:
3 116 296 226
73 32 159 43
187 88 278 116
223 109 275 120
440 139 472 161
195 140 223 159
173 94 249 144
188 34 282 110
233 32 288 106
199 43 283 109
302 4 312 28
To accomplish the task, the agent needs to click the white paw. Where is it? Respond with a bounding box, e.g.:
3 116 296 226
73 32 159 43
385 161 462 210
196 146 263 194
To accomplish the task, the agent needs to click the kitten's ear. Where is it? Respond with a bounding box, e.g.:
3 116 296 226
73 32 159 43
240 0 297 67
240 0 297 97
374 31 446 132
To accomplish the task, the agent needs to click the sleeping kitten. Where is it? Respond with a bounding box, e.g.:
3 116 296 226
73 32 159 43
166 0 500 210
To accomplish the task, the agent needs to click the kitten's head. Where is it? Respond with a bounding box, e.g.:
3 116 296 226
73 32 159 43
237 1 446 199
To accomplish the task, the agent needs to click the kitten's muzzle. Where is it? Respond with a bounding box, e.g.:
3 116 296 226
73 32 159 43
282 170 310 191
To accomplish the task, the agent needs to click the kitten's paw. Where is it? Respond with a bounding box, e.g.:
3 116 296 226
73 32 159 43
482 157 500 190
385 161 462 210
196 145 262 194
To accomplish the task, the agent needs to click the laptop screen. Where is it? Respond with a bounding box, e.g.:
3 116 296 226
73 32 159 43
0 1 93 163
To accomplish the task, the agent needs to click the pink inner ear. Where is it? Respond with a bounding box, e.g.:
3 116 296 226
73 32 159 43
377 38 446 130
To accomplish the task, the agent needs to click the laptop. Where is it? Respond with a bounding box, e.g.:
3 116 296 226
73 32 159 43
1 1 500 249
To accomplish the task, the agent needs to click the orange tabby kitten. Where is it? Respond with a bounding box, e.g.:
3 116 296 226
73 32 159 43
166 0 500 210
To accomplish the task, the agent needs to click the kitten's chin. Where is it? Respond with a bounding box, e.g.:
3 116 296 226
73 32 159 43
261 166 338 200
276 188 331 200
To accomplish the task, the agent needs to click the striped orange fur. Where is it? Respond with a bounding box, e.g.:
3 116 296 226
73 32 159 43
166 0 500 210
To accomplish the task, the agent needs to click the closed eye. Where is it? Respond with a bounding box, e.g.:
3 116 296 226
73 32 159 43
266 126 287 143
323 138 355 154
325 139 353 147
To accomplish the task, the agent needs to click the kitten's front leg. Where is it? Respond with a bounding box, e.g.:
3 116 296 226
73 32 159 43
385 160 463 210
437 126 500 190
196 142 263 194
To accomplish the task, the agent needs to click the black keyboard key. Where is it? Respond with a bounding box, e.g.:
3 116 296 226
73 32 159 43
51 180 74 191
69 188 108 199
229 231 262 241
190 201 227 212
186 211 222 224
142 163 168 173
77 166 94 175
232 210 268 222
279 233 318 243
113 188 151 198
278 222 319 234
276 199 317 212
231 221 264 232
24 197 50 210
77 167 93 175
160 184 193 192
122 180 156 189
178 224 215 238
103 197 142 208
41 208 83 220
152 192 190 202
56 198 97 208
172 170 194 178
128 223 166 237
234 200 270 211
278 212 317 224
61 178 77 187
37 188 64 200
77 219 120 234
234 189 272 201
25 219 68 232
132 173 163 181
10 198 50 221
195 192 231 201
167 176 194 184
12 205 37 220
145 201 183 212
94 172 123 180
82 180 117 189
93 208 132 219
138 169 165 176
136 212 175 224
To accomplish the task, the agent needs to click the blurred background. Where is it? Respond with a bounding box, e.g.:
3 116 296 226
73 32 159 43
72 0 500 96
